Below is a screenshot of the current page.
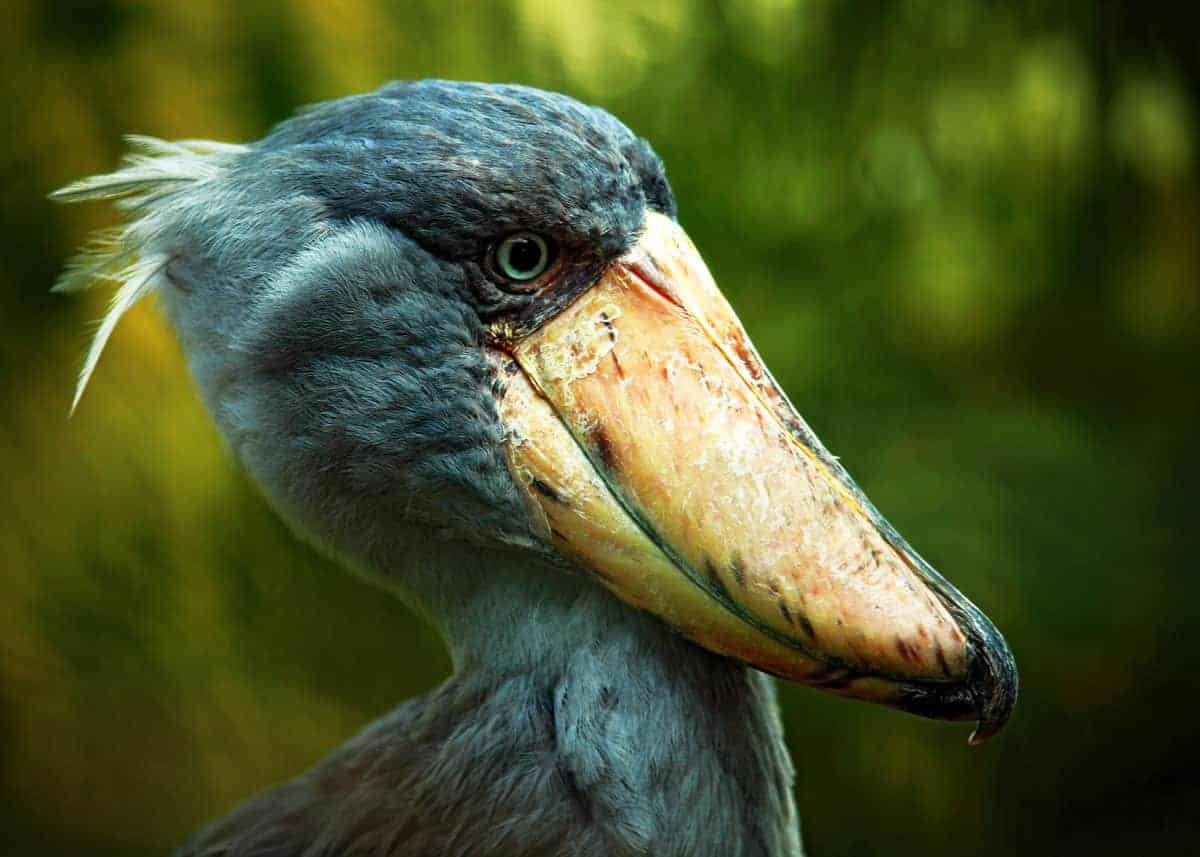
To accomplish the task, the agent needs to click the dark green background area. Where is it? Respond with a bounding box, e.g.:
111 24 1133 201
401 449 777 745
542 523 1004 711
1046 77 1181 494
2 2 1197 854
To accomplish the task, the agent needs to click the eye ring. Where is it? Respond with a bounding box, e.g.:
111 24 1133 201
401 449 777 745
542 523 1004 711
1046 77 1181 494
494 232 554 284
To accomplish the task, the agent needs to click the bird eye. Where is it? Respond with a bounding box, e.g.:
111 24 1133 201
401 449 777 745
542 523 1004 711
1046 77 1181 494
494 232 553 283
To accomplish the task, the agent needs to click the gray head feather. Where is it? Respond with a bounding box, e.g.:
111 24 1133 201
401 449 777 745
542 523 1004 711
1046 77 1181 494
50 80 673 575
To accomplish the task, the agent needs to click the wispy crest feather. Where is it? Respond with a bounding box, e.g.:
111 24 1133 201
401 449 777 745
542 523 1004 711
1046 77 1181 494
51 135 246 413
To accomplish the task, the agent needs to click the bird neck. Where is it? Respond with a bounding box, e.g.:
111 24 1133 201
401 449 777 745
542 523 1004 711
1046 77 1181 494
363 537 805 856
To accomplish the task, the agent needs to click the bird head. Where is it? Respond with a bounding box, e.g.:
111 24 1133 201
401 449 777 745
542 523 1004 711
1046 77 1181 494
54 80 1016 742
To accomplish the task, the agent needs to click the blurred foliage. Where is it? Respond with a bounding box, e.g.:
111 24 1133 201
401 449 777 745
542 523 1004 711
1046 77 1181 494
2 1 1198 855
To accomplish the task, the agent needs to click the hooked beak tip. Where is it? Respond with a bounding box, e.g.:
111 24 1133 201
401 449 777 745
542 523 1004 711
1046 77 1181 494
873 527 1018 742
887 623 1017 744
964 621 1019 745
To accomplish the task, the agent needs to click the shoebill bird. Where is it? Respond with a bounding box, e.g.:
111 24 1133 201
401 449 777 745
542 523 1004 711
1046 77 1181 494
53 80 1016 857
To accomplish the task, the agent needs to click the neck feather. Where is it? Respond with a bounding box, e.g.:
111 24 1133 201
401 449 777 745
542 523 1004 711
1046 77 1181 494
346 537 806 856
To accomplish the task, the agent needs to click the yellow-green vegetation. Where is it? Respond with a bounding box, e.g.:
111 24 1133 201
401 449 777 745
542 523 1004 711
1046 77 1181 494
2 2 1196 855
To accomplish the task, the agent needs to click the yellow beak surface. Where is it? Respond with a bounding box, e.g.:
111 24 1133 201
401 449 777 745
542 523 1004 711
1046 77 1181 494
494 213 1016 741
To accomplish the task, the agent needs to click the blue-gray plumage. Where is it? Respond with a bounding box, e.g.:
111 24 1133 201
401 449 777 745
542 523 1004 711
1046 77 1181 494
53 80 1015 857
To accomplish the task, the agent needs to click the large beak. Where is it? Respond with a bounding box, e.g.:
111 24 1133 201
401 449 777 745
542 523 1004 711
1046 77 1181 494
492 213 1017 743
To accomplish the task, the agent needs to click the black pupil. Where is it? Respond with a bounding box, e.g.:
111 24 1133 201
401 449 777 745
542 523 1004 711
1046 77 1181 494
508 238 542 274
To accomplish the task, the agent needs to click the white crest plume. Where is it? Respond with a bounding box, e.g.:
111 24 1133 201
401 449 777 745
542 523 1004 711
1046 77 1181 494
50 136 246 413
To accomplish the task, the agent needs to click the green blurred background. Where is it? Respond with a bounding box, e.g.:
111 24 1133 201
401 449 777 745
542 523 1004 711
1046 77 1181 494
2 1 1197 854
